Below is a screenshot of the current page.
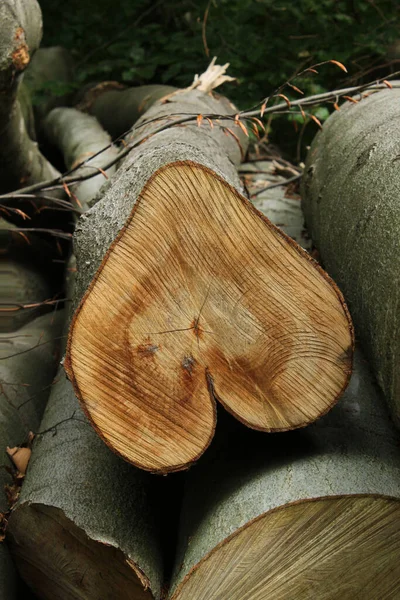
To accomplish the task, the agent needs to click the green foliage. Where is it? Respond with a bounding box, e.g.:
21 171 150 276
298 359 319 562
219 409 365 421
38 0 399 154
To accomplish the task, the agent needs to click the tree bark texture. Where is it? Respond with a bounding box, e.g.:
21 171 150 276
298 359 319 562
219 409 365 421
77 83 177 140
301 88 400 428
44 107 119 210
0 0 59 196
23 46 74 132
7 367 164 600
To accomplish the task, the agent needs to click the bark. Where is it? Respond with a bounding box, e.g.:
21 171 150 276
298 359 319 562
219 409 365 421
7 366 164 600
43 107 119 211
64 85 353 474
77 83 177 140
169 349 400 600
23 46 74 132
1 224 65 331
0 308 64 599
301 88 400 428
0 0 60 196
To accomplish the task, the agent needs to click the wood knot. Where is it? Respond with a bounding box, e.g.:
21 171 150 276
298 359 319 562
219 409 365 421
191 318 203 340
182 355 196 375
137 342 159 357
12 28 30 71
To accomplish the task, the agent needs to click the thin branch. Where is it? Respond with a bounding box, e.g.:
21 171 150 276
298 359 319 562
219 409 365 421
1 74 398 200
0 336 67 361
250 174 302 197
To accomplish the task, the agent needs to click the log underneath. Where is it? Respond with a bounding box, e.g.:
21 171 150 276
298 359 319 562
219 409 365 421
65 160 353 473
169 351 400 600
76 83 177 140
7 370 163 600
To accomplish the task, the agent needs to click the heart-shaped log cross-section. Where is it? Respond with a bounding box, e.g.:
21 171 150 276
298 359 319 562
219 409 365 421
65 162 353 473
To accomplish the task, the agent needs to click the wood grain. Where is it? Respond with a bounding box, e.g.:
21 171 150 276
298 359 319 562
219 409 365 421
172 496 400 600
66 161 353 472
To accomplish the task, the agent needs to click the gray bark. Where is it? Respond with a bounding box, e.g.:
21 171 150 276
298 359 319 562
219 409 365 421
0 0 60 195
301 88 400 428
72 88 248 309
77 83 177 140
44 107 119 210
1 224 64 331
0 308 64 599
170 349 400 597
7 367 164 599
23 46 74 131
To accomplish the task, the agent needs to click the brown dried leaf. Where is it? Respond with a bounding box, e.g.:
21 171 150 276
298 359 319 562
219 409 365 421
333 102 340 111
62 181 72 198
17 231 30 245
310 115 323 129
205 117 214 128
329 60 348 73
276 94 291 108
383 80 393 89
14 208 30 221
251 117 266 132
288 83 304 95
197 114 203 127
260 102 267 117
343 95 358 104
7 446 31 474
236 120 249 137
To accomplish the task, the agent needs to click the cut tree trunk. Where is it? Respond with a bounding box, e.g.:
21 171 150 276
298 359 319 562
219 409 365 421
7 367 164 600
301 88 400 428
169 350 400 600
64 79 353 474
76 83 177 140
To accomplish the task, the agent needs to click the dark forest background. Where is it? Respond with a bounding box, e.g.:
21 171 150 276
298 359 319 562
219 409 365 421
37 0 400 154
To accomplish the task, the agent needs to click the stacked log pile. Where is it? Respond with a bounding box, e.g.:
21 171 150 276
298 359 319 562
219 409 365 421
1 0 400 598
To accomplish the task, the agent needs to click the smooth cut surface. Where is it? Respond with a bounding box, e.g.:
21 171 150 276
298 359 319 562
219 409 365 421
172 496 400 600
66 161 353 472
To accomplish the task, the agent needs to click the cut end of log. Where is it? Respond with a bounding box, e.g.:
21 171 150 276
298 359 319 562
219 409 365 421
7 504 154 600
65 162 353 473
172 496 400 600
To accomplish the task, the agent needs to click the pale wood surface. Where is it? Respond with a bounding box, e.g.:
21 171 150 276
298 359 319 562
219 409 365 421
67 162 352 473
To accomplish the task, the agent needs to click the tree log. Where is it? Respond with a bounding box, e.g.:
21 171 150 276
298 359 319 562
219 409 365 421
1 224 64 331
76 83 177 140
64 82 353 474
169 350 400 600
301 89 400 428
0 0 60 195
23 46 74 132
7 367 164 600
43 107 119 210
0 308 64 599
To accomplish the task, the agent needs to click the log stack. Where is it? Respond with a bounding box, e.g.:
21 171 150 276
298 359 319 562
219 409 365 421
1 0 400 597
